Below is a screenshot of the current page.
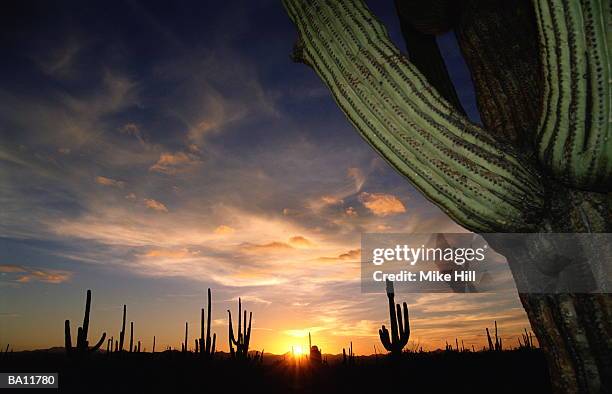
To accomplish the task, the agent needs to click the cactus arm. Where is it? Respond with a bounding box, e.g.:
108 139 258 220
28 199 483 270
534 0 611 189
243 310 247 347
282 0 545 232
394 0 465 115
486 327 494 350
386 283 400 346
245 311 252 351
379 326 392 351
228 310 238 349
400 302 410 345
89 332 106 353
212 333 216 356
395 303 404 344
237 298 242 344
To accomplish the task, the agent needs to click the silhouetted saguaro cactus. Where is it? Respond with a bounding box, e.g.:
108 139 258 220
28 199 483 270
64 289 106 356
129 322 134 353
518 328 534 349
309 332 322 364
199 288 216 358
183 322 189 352
378 280 409 357
227 298 252 360
486 321 502 351
119 305 126 352
342 342 354 365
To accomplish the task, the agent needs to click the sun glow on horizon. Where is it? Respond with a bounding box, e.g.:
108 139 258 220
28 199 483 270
292 345 304 356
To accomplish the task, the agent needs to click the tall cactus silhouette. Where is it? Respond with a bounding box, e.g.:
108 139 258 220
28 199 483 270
64 289 106 356
129 321 134 353
283 0 610 391
378 280 409 357
118 305 126 352
199 288 216 358
227 297 252 359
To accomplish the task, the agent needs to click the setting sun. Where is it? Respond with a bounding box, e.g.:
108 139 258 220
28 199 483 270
292 345 304 356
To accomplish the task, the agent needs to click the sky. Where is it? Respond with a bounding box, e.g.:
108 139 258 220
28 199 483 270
0 0 531 354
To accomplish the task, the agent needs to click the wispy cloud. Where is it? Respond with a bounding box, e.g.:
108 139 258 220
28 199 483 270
95 176 125 188
143 198 168 212
149 152 200 175
0 264 71 284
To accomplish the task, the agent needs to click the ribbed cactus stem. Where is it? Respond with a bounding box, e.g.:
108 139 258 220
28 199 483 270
282 0 545 232
152 336 155 353
534 0 611 189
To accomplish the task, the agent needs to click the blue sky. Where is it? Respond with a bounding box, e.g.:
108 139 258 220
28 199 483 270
0 0 527 354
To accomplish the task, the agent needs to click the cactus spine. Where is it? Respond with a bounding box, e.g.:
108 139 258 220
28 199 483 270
227 297 252 359
378 280 409 357
64 289 106 356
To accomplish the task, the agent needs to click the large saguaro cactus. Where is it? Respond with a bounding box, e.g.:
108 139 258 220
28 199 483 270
282 0 610 392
